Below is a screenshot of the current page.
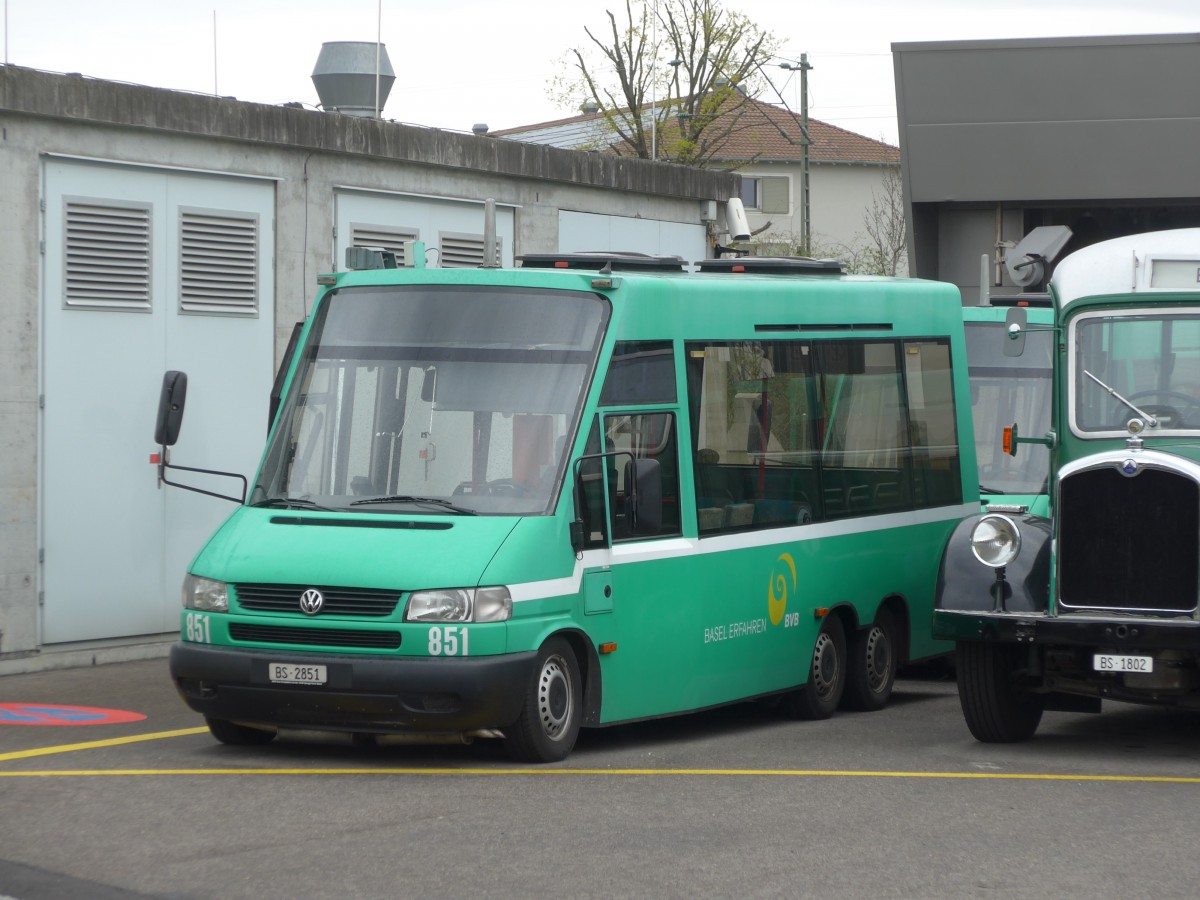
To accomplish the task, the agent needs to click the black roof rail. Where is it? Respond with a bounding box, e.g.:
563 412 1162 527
518 252 687 272
696 256 844 276
986 292 1054 308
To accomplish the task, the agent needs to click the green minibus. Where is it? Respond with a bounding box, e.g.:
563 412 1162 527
163 252 978 761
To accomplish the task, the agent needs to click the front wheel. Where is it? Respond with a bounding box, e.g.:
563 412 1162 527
841 609 899 711
955 641 1044 742
205 717 277 746
781 615 846 720
504 638 582 762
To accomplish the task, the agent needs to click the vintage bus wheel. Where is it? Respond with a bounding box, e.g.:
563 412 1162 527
504 638 582 763
782 616 846 719
842 609 899 711
956 642 1044 742
205 717 277 746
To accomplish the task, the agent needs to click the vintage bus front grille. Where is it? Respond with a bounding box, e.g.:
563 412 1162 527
233 584 401 617
1058 466 1199 614
229 623 402 649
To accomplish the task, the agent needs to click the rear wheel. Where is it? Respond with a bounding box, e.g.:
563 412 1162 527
782 616 846 720
205 717 277 746
956 641 1044 742
842 609 899 711
504 638 582 763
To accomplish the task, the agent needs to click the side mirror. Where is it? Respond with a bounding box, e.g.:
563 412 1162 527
625 458 662 535
155 370 188 446
1003 307 1028 358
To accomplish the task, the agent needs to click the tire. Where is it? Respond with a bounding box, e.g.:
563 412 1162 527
842 609 899 712
781 615 846 720
205 717 277 746
504 638 582 763
955 641 1044 742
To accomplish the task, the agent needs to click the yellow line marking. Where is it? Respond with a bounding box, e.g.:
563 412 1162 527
0 767 1198 783
0 727 208 762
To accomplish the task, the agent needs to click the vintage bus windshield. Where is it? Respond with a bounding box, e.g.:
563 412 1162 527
1073 309 1200 434
964 321 1053 496
253 285 609 514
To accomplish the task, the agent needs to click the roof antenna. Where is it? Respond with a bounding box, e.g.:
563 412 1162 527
598 261 613 276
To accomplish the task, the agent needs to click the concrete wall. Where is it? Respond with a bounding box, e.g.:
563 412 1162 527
0 65 737 668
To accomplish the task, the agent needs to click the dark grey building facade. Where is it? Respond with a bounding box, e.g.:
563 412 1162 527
893 32 1200 300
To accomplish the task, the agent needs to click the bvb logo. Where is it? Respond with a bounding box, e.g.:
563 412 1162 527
767 553 797 626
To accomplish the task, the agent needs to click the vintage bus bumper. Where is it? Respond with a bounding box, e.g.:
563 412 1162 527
934 609 1200 649
170 642 535 735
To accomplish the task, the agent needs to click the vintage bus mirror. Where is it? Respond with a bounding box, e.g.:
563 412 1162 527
1003 307 1028 357
155 370 188 447
626 458 663 535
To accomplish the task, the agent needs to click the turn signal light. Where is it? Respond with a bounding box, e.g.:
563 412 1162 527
599 642 618 655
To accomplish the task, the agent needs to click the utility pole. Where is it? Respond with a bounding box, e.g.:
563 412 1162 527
799 53 812 251
780 55 814 251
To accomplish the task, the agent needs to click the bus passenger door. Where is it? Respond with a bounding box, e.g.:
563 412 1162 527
582 410 693 721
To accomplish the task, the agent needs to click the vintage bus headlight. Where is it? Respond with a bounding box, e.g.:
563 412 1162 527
183 574 229 612
405 587 512 623
969 514 1022 568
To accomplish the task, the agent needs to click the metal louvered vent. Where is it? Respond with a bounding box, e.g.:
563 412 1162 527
351 224 418 267
440 232 500 268
180 211 258 315
64 201 151 310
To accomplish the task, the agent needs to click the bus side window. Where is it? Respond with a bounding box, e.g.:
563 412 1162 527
605 412 682 541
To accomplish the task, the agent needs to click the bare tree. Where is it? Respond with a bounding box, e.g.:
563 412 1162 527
861 166 908 276
552 0 781 167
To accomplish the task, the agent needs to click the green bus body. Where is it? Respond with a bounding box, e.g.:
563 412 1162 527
962 304 1055 517
936 229 1200 742
169 259 977 760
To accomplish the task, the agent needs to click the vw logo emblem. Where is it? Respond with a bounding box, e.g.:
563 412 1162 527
299 588 325 615
1120 459 1139 477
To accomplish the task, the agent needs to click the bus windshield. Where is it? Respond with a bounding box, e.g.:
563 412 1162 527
253 285 609 514
1073 309 1200 434
965 321 1053 497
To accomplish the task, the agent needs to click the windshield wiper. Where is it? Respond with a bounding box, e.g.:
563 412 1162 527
1084 370 1159 427
350 495 477 515
252 497 337 511
979 484 1007 495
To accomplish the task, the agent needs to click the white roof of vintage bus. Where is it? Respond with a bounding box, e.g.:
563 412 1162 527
1051 228 1200 309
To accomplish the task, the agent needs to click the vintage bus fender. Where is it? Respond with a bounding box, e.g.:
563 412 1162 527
935 514 1052 617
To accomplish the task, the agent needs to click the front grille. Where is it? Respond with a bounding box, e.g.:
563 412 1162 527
229 623 402 649
233 583 401 617
1058 466 1199 613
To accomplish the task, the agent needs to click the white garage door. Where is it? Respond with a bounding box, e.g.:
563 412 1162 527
41 159 275 643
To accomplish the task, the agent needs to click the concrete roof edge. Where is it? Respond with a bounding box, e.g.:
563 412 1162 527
0 65 737 201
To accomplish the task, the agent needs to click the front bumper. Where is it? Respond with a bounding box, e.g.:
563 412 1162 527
169 642 535 734
933 609 1200 649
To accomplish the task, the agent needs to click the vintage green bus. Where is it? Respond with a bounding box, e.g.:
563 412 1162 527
163 253 977 761
937 228 1200 741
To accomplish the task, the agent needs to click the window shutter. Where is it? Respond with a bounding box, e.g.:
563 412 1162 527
179 211 259 315
64 201 151 310
350 224 419 267
439 232 502 268
759 176 791 215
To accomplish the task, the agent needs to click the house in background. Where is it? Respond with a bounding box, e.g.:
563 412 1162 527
492 96 903 271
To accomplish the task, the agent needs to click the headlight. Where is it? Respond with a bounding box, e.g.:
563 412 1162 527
969 514 1022 568
183 574 229 612
405 587 512 623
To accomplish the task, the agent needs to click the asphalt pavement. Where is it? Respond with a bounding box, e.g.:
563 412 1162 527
2 655 1200 899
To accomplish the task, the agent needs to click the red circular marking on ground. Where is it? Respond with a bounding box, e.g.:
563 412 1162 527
0 703 147 726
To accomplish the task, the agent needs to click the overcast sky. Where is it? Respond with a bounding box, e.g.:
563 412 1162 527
3 0 1196 144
